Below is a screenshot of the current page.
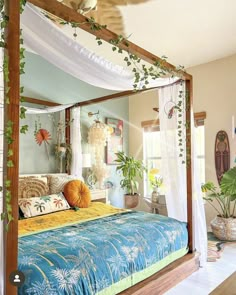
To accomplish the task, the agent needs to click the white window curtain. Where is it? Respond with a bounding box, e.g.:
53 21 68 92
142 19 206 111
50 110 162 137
21 4 178 91
159 83 207 266
0 44 4 294
70 107 82 178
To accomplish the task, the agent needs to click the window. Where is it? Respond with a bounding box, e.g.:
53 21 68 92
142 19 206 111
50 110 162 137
142 114 206 196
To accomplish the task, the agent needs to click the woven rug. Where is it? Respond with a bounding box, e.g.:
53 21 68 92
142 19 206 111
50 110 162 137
207 232 236 262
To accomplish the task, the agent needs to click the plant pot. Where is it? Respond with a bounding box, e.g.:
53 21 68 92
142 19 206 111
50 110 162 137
211 216 236 241
124 194 139 209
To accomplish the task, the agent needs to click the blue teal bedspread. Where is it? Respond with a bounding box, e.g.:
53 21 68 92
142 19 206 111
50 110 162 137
18 211 188 295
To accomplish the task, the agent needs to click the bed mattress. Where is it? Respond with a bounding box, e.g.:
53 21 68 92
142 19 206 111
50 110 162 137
18 203 188 295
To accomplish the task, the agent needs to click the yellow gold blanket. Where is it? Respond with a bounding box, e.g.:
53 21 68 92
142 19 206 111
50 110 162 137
19 202 126 237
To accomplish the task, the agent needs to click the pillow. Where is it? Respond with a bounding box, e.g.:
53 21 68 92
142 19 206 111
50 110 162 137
19 192 70 218
19 177 49 199
63 180 91 208
48 175 83 194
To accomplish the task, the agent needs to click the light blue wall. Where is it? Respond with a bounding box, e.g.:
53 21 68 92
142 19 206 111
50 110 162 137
81 97 129 208
21 51 118 104
19 105 60 174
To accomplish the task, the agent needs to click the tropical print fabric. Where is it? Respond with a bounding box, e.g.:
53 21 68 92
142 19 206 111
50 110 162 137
18 211 188 295
19 192 70 218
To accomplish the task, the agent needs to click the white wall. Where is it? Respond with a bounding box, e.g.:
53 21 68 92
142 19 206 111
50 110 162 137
129 89 159 211
188 54 236 226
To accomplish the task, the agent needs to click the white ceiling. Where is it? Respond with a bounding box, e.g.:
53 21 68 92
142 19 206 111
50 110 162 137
119 0 236 68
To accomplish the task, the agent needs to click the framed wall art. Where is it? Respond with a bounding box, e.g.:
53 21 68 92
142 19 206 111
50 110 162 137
106 118 123 164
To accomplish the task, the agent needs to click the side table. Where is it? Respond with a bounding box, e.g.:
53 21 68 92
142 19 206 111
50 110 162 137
144 197 167 216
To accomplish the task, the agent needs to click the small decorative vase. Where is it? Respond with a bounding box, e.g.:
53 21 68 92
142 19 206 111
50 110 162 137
151 187 159 203
211 216 236 241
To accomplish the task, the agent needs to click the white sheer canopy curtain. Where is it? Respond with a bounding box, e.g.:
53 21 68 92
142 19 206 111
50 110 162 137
70 107 82 178
21 4 178 91
159 82 187 222
159 83 207 266
192 117 207 266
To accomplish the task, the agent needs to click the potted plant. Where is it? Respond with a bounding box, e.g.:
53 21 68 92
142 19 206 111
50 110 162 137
148 168 163 203
201 166 236 240
115 151 147 208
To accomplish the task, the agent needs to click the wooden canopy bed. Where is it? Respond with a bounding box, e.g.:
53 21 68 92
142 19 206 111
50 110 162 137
4 0 198 294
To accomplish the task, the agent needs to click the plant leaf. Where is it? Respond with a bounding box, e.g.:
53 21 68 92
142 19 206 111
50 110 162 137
220 166 236 195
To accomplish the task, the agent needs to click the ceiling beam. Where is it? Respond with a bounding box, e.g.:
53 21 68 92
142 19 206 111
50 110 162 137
77 87 156 107
27 0 192 80
23 96 61 106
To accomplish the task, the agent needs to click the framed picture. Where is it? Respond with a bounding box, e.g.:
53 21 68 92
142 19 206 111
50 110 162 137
106 118 123 164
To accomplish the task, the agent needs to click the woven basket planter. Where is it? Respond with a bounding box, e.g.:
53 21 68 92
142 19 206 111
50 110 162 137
211 216 236 241
124 194 139 209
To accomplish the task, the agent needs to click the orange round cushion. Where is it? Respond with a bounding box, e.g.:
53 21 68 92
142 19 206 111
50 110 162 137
63 180 91 208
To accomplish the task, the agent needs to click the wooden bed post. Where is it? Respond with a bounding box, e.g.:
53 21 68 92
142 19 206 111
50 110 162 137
65 107 71 174
186 78 194 253
3 0 20 294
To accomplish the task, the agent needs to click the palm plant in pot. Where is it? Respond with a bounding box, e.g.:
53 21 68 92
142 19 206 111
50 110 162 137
115 151 147 209
201 166 236 241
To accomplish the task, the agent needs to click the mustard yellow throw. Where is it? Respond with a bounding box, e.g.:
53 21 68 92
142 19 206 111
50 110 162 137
19 202 126 237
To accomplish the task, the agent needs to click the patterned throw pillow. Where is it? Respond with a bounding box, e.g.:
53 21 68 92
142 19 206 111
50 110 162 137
48 175 83 194
19 177 49 199
19 192 70 218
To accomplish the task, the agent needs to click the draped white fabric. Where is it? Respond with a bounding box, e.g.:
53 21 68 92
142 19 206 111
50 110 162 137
70 107 82 178
0 46 4 294
25 104 74 114
192 117 207 266
159 83 187 222
159 84 207 266
21 4 178 91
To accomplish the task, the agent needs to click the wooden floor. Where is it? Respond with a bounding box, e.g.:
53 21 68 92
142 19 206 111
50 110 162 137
165 244 236 295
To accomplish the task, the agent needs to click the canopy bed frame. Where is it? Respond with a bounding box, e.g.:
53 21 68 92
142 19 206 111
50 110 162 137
4 0 197 294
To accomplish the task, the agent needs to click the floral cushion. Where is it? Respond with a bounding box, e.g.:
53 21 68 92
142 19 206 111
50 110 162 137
19 192 70 218
48 175 83 194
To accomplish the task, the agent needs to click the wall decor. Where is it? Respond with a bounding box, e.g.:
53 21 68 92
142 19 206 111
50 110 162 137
106 118 123 165
88 118 110 188
215 130 230 184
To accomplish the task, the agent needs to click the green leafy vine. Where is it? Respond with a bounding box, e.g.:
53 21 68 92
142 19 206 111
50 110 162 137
0 0 27 230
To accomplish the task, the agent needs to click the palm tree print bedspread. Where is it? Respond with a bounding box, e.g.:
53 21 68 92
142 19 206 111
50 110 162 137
18 211 188 294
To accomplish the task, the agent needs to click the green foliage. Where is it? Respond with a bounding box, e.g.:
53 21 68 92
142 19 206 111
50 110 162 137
0 0 26 230
20 124 28 134
220 166 236 196
20 106 27 119
201 167 236 218
115 151 147 196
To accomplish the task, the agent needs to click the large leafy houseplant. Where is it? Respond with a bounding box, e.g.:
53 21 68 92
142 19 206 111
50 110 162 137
201 166 236 240
115 151 147 208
